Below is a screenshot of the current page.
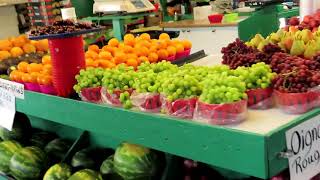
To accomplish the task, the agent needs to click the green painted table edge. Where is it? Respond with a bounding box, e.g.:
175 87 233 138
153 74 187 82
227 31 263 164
15 91 320 179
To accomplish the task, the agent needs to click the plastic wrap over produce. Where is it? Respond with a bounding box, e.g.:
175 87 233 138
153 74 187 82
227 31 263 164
130 92 162 112
246 88 273 109
194 100 248 125
163 97 198 119
273 88 320 114
101 87 133 107
79 87 102 104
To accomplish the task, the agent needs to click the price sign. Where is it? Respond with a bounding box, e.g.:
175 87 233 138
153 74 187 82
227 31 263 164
0 78 24 99
286 114 320 180
0 88 16 131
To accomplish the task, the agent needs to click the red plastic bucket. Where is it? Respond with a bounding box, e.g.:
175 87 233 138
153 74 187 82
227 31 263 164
49 36 85 97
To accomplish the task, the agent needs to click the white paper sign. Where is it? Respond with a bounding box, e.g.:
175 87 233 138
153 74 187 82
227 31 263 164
286 114 320 180
0 78 24 99
0 88 16 131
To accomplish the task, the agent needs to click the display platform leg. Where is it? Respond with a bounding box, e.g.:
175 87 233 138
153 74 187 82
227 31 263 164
112 19 125 40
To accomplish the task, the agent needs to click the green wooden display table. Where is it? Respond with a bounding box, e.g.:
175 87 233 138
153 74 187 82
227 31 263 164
14 91 320 179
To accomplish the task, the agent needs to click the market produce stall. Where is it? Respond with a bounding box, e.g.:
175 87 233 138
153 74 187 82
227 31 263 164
2 8 320 179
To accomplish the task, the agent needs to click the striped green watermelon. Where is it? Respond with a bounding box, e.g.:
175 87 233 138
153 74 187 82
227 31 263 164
68 169 103 180
29 130 57 148
43 163 72 180
9 146 47 180
0 140 22 174
0 113 31 142
100 155 114 176
45 138 71 164
113 143 158 180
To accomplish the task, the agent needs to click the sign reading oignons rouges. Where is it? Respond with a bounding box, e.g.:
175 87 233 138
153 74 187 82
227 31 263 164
286 114 320 180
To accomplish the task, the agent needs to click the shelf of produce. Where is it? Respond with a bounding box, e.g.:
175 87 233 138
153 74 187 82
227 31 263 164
16 91 320 179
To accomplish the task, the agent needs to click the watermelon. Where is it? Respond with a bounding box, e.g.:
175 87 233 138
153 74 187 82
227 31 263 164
68 169 103 180
0 140 22 174
113 143 158 180
45 138 71 164
72 148 114 170
0 113 31 142
100 155 114 176
43 163 72 180
29 130 57 148
10 146 47 180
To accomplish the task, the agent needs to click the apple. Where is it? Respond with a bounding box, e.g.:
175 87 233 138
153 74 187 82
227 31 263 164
288 17 300 26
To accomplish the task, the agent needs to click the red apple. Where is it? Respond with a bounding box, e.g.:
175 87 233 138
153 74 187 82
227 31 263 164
288 17 300 26
303 15 313 24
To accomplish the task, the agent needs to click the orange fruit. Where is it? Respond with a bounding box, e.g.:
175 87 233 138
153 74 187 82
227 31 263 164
88 45 100 53
85 50 99 60
10 47 24 57
22 43 36 54
114 51 126 64
0 51 11 60
175 43 185 53
99 51 113 60
159 33 170 40
138 56 148 63
157 40 168 49
29 72 40 83
138 46 149 57
97 60 110 68
10 70 23 82
118 42 126 49
37 75 52 85
0 40 13 51
108 38 119 47
86 58 94 67
148 52 158 63
182 40 192 49
21 73 31 83
138 40 151 48
42 64 52 75
157 49 169 60
17 62 29 72
124 34 135 46
42 55 51 64
127 53 138 59
135 37 143 43
36 39 49 52
167 46 177 56
27 63 43 73
123 45 134 53
126 58 138 67
140 33 151 41
149 45 158 53
11 36 27 47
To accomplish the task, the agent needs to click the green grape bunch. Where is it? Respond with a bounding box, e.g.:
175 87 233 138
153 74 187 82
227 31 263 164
200 74 247 104
159 73 202 102
102 64 136 92
232 62 276 89
133 70 159 93
137 61 178 73
73 67 105 93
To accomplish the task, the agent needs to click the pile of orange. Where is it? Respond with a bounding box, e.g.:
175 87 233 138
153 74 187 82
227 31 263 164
9 55 53 86
85 33 192 69
0 35 49 61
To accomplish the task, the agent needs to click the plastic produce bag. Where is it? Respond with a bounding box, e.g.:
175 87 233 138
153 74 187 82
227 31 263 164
274 90 319 114
246 88 273 109
130 92 162 112
101 87 133 106
194 100 248 125
79 87 102 104
163 97 197 119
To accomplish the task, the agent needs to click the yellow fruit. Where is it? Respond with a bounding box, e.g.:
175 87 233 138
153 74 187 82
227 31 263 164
10 47 24 57
140 33 151 41
182 40 192 49
88 45 100 53
0 40 13 51
157 49 169 60
22 43 36 54
159 33 170 40
108 38 119 47
124 34 135 47
167 46 177 56
36 39 49 52
175 44 185 53
99 51 113 60
0 51 11 60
